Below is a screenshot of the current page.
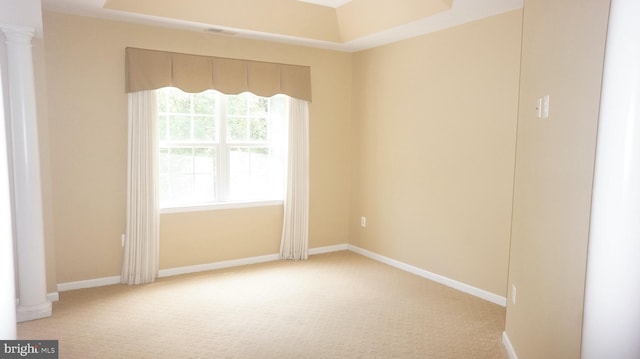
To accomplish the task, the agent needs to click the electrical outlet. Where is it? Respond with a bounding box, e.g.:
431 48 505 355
121 234 125 247
360 216 367 227
511 284 517 304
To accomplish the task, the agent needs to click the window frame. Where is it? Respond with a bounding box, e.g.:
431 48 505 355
157 88 287 212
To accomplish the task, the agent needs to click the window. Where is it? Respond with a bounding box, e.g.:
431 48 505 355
157 88 287 208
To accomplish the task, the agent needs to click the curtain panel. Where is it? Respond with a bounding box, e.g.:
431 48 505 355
280 98 310 260
125 47 312 101
122 90 160 285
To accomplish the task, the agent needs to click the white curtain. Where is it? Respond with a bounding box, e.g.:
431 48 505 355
280 98 310 260
122 91 160 285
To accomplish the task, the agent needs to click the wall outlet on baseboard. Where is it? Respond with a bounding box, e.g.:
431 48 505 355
511 284 517 304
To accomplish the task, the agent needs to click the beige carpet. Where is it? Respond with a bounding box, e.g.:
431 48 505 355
18 251 508 358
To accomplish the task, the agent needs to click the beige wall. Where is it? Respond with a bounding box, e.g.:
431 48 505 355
43 12 352 283
504 0 610 358
348 10 522 297
160 206 283 269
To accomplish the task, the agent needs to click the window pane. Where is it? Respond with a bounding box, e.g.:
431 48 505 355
159 147 217 205
249 96 268 116
158 115 168 141
228 117 247 142
250 147 270 173
229 146 281 200
159 147 171 203
269 95 287 115
170 174 194 203
229 147 250 172
157 89 168 112
169 147 194 174
193 115 216 141
159 174 171 203
167 89 192 113
194 147 216 174
194 174 215 199
249 118 268 142
194 91 216 113
227 94 247 116
168 115 192 141
229 147 250 200
159 148 169 174
269 96 287 144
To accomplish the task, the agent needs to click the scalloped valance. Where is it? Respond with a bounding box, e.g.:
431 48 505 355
125 47 312 102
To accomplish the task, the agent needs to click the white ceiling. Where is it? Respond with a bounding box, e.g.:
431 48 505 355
297 0 352 8
42 0 523 52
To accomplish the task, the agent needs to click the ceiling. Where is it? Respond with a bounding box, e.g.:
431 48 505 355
42 0 523 52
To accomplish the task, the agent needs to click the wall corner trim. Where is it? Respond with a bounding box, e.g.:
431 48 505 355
347 245 507 306
502 331 518 359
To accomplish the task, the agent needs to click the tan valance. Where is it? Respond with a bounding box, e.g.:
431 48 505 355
125 47 312 102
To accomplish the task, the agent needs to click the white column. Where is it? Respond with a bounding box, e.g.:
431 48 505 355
0 40 17 339
582 0 640 358
1 25 51 322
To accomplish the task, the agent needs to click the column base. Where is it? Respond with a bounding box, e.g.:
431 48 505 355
16 301 52 322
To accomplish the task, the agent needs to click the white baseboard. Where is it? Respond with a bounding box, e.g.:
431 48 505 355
47 292 59 302
57 276 121 292
347 245 507 307
159 244 350 278
309 244 348 255
16 301 52 322
502 331 518 359
55 244 505 309
157 253 281 278
16 292 59 305
57 245 348 291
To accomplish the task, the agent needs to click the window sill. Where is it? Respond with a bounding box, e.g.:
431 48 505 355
159 200 284 214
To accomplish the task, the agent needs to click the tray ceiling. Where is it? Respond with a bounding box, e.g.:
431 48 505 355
42 0 523 52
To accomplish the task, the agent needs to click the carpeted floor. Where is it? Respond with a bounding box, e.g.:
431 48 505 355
18 251 508 358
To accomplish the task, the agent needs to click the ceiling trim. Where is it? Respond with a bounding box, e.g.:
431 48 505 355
345 0 524 52
42 0 523 53
297 0 352 8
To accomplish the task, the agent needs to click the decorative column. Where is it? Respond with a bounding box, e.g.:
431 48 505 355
1 25 51 322
582 0 640 357
0 48 17 338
